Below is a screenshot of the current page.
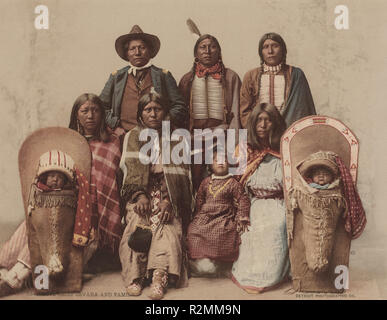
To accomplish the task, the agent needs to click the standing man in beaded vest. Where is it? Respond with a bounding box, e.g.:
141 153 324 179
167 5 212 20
240 32 316 128
179 20 242 191
179 34 242 133
100 25 188 134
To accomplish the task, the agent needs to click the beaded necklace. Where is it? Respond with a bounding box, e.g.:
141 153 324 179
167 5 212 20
208 177 232 199
263 62 282 74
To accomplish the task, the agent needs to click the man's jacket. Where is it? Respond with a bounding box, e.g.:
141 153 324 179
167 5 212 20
100 65 188 129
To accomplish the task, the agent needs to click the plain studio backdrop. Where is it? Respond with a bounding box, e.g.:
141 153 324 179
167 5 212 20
0 0 386 297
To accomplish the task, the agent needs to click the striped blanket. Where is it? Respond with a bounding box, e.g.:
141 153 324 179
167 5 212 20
120 126 194 232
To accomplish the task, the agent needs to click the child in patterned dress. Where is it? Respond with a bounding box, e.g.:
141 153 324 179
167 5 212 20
187 150 250 277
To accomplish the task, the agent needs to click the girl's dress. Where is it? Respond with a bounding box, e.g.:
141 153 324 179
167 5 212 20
187 174 250 275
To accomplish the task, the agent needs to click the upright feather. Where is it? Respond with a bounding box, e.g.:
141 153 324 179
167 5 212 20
186 18 201 37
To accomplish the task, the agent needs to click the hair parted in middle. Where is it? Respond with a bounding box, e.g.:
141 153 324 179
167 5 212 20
246 103 286 152
69 93 110 142
192 34 226 84
137 92 169 125
194 34 222 58
258 32 287 65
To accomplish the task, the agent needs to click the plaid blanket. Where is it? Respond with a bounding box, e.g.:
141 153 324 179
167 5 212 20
89 134 123 253
335 156 367 239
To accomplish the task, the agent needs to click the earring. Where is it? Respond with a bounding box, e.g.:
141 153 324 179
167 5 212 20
194 57 199 63
139 117 145 127
77 119 84 135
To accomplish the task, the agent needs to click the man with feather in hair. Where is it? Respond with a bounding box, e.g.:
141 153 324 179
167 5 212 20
179 19 242 191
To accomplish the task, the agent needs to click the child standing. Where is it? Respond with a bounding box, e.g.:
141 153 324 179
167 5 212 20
187 151 250 277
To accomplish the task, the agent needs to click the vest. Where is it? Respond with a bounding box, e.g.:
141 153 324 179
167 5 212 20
120 69 153 131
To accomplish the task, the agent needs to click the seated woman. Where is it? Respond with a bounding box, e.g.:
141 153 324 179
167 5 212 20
0 93 123 297
119 92 193 300
69 93 123 270
231 103 289 293
187 149 250 277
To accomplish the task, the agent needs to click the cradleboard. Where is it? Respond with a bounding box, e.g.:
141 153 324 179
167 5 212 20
18 127 91 294
281 116 359 293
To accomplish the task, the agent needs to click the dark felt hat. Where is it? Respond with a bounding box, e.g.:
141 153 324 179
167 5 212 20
115 25 161 61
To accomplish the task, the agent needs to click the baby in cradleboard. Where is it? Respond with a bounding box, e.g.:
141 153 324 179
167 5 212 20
307 165 335 190
187 149 251 277
0 169 69 296
0 149 92 297
288 150 367 275
39 171 68 190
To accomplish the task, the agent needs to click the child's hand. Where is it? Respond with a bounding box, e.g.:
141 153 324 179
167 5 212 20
237 221 249 234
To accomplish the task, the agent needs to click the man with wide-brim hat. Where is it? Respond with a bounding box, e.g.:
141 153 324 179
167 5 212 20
100 25 188 133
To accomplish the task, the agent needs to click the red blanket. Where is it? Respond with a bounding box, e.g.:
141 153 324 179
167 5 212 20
335 156 367 239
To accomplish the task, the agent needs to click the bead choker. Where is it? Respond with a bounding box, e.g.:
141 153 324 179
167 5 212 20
263 62 282 74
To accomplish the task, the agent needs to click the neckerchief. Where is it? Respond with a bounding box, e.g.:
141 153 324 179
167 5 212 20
195 62 222 80
128 60 152 77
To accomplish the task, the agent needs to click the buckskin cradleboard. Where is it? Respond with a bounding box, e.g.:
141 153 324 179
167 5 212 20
281 116 362 293
18 127 91 294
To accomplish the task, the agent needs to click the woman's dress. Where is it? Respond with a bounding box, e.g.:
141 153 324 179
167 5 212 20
119 168 187 287
231 154 290 290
